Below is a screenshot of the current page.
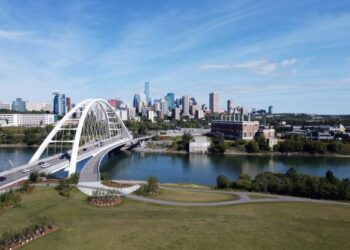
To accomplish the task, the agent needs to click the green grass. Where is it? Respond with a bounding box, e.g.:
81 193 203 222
155 189 237 203
0 187 350 250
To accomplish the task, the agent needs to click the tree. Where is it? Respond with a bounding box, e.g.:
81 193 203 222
29 172 38 183
216 175 231 189
255 136 270 151
245 141 260 153
179 132 193 151
210 132 227 153
327 141 343 153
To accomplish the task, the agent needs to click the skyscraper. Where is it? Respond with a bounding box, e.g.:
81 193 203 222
12 98 26 112
209 92 220 113
227 99 236 114
165 93 175 110
52 92 66 116
268 105 273 114
133 93 145 114
66 97 72 112
144 82 151 105
182 95 189 116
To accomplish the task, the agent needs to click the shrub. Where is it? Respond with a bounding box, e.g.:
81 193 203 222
0 190 21 207
232 174 252 190
210 133 227 153
20 180 35 193
100 172 111 181
29 171 38 183
216 175 231 189
245 141 260 153
136 176 160 196
255 136 270 151
55 178 71 197
68 173 79 184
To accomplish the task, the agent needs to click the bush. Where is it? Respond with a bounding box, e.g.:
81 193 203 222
29 172 38 183
0 190 21 207
210 133 227 153
55 178 71 197
136 176 160 196
216 175 231 189
100 172 111 181
245 141 260 153
232 174 252 190
68 173 79 184
20 180 35 193
255 136 270 151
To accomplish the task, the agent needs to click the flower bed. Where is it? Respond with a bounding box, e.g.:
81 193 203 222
88 196 123 207
0 217 56 250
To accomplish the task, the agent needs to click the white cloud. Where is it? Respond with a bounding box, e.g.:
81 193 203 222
281 58 298 67
0 30 28 40
199 59 277 75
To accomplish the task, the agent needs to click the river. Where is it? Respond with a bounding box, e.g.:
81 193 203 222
101 151 350 185
1 148 350 185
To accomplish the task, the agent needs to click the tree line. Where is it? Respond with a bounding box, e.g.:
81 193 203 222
0 126 53 146
217 169 350 201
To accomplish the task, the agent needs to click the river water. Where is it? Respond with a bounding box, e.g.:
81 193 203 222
1 148 350 185
101 151 350 185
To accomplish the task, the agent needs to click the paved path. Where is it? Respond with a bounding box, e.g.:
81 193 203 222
127 186 350 207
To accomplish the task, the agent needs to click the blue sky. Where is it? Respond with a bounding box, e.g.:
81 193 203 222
0 0 349 114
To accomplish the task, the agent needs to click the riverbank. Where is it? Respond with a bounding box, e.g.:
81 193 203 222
0 144 38 148
132 146 350 158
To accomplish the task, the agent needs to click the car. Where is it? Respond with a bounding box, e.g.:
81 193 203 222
21 168 30 173
38 161 45 165
59 152 71 160
41 163 50 169
0 176 6 181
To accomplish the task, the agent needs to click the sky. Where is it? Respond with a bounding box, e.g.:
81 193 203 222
0 0 350 114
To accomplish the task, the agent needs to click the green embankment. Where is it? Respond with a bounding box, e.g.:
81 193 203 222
0 187 349 250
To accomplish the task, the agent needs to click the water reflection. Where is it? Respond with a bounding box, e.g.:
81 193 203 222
100 152 350 185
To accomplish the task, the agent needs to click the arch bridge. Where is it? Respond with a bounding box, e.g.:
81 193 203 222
0 99 150 190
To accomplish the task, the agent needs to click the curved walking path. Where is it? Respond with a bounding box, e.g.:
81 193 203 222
127 186 350 207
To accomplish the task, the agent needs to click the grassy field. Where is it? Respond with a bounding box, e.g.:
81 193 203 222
0 187 350 250
155 189 237 202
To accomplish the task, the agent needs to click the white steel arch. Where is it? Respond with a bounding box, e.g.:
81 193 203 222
29 99 132 176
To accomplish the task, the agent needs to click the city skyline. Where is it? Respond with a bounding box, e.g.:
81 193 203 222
0 1 350 114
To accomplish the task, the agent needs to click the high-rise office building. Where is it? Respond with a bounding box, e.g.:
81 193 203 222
66 97 72 113
144 82 151 105
52 92 66 116
133 93 145 114
172 107 181 120
165 93 175 110
182 96 189 116
227 99 236 114
209 92 220 113
268 105 273 114
12 98 26 113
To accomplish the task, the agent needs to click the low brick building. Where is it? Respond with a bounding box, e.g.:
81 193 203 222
211 114 259 140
